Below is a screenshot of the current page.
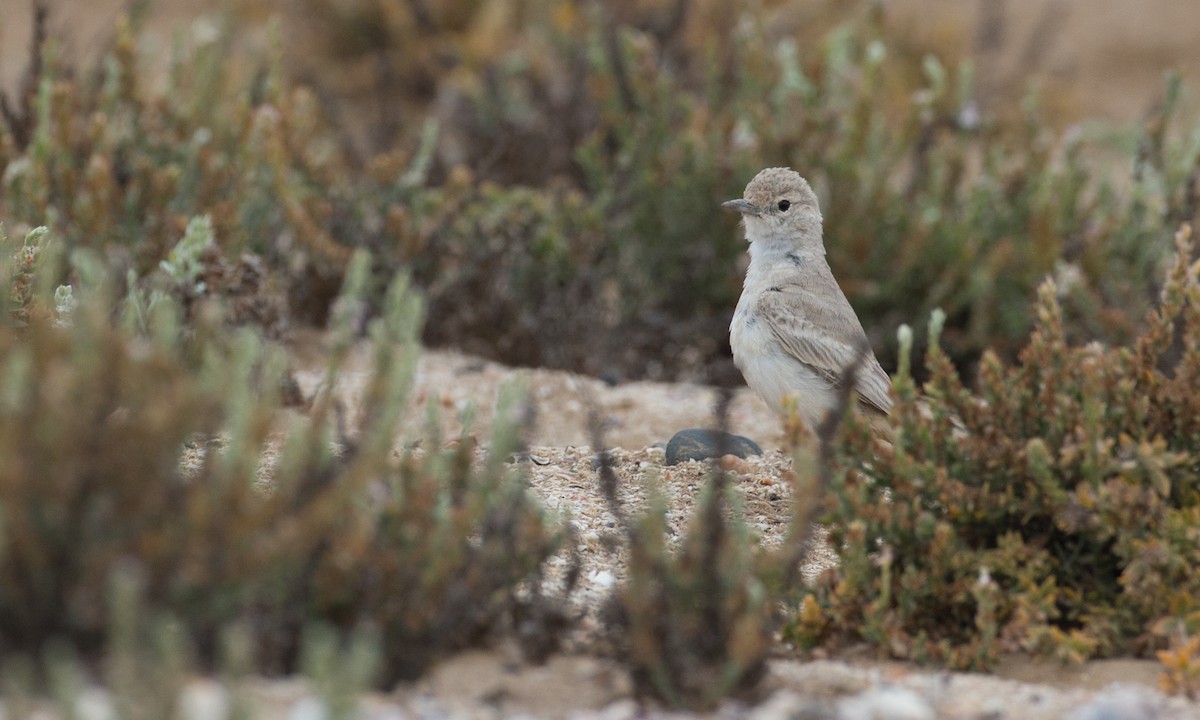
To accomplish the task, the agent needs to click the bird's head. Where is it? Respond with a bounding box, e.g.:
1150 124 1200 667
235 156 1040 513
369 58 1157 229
722 167 822 243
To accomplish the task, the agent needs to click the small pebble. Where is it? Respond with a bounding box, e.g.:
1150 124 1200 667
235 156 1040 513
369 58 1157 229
749 690 836 720
74 688 116 720
596 698 641 720
837 686 935 720
1065 685 1161 720
288 697 328 720
719 454 750 472
181 680 229 720
589 570 616 589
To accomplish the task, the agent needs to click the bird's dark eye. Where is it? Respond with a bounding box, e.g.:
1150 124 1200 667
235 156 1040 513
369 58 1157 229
777 199 791 212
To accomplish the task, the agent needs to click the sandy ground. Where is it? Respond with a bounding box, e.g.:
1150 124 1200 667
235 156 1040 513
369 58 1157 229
290 339 787 451
283 344 1200 720
146 651 1195 719
192 651 1193 720
290 341 810 641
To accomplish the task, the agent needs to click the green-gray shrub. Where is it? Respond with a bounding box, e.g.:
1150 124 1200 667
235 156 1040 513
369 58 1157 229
0 239 566 685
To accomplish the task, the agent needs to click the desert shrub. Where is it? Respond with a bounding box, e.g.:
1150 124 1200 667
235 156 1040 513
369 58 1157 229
0 241 567 684
599 449 775 707
0 575 383 719
599 457 771 707
0 8 613 371
580 11 1198 377
1159 633 1200 699
3 224 52 326
394 166 611 371
597 389 848 709
792 225 1200 670
0 13 367 326
5 4 1198 381
387 2 1198 379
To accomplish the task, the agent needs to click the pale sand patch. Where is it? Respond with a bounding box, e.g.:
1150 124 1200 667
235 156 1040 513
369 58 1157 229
277 345 1200 719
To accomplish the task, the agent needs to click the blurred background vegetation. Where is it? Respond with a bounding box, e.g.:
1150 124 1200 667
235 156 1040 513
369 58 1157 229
2 0 1197 384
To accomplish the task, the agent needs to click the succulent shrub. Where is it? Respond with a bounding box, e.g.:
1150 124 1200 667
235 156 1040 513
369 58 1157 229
793 225 1200 670
0 14 365 326
413 9 1200 382
6 4 1198 382
598 389 850 710
0 240 567 684
600 457 775 709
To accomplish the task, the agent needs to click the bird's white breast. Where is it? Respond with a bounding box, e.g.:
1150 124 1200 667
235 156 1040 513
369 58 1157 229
730 289 835 428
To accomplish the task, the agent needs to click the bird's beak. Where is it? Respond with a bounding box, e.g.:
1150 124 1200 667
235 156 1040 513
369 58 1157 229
721 199 760 216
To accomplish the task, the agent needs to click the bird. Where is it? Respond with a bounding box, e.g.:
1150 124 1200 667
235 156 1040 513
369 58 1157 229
723 167 893 433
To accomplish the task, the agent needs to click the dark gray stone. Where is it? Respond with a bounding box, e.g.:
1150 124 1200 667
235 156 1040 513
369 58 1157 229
665 428 762 465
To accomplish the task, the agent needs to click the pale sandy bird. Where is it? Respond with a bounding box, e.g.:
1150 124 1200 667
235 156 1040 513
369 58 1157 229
724 167 893 432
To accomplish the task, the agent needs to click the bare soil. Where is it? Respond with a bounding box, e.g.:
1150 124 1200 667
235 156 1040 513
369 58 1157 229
287 343 1200 719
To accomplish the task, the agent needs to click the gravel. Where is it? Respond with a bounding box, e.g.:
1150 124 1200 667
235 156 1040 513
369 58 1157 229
278 346 1200 719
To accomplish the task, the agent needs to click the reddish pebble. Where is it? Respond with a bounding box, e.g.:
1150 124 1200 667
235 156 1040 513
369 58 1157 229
719 454 749 473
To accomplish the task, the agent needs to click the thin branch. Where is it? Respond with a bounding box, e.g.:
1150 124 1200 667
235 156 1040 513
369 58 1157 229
0 0 48 151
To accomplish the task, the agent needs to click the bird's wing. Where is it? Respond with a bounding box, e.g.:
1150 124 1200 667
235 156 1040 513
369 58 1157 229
754 282 893 415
